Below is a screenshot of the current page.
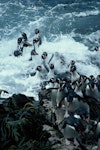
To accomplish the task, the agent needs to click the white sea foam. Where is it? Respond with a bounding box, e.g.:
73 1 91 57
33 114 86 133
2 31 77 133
0 33 100 98
73 9 100 17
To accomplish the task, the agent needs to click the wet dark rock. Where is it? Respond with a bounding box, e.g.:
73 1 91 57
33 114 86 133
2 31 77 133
0 94 53 150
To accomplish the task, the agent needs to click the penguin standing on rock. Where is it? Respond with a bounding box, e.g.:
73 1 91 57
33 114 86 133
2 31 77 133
64 85 82 117
60 115 88 149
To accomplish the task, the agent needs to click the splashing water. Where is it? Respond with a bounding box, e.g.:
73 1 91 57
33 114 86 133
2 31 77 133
0 0 100 98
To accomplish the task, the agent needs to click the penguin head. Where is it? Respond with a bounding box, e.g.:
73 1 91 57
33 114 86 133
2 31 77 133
70 60 75 65
17 37 22 44
56 78 61 83
89 75 95 81
97 75 100 81
94 46 99 51
43 51 48 56
41 52 48 59
34 29 39 34
49 64 54 69
36 66 42 71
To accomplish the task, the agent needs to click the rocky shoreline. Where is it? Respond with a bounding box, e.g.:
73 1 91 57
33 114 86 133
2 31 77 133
0 93 99 150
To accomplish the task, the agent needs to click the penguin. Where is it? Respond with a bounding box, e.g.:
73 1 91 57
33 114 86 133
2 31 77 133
56 82 66 108
14 37 23 57
96 122 100 150
35 65 47 80
70 65 80 84
21 32 32 47
64 85 81 117
60 115 86 147
46 63 57 80
32 29 42 53
74 78 84 98
64 84 90 122
96 75 100 92
64 97 80 118
0 89 9 95
67 60 76 71
46 78 59 112
85 75 100 101
29 29 41 61
80 75 89 97
46 80 66 123
73 75 88 96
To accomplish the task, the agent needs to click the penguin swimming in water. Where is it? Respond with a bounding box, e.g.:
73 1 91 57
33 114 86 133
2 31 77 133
14 37 23 57
32 29 42 53
29 29 42 60
31 65 48 80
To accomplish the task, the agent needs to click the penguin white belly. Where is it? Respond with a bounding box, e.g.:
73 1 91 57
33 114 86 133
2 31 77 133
86 85 100 101
67 98 80 113
75 86 83 98
71 71 80 83
51 89 58 111
56 90 64 107
63 124 77 139
55 107 65 124
34 42 39 52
